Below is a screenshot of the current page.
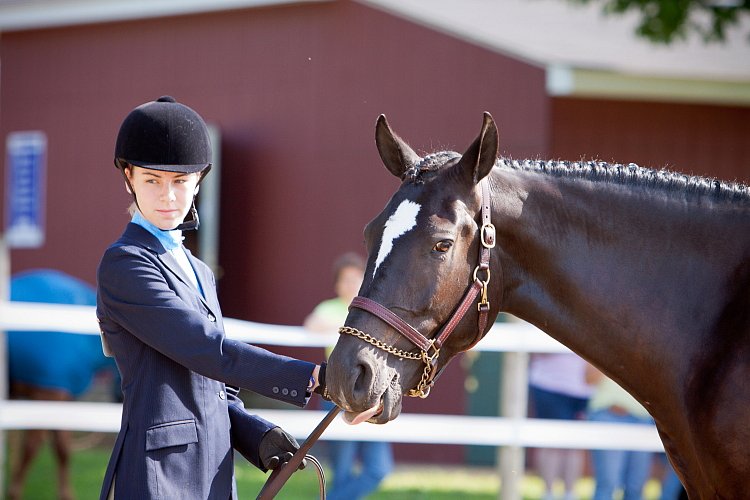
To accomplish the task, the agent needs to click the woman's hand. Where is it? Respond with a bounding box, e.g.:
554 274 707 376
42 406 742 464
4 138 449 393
259 427 305 471
312 362 330 400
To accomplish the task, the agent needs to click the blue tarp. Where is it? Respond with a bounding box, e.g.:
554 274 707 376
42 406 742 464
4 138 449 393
7 269 115 397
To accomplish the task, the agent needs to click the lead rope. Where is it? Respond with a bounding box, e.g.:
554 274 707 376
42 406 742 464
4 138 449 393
256 406 341 500
306 455 327 499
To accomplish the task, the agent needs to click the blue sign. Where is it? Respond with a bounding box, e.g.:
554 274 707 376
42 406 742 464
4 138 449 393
4 131 47 248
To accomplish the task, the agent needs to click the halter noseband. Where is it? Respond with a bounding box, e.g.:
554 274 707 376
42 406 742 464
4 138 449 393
339 180 496 398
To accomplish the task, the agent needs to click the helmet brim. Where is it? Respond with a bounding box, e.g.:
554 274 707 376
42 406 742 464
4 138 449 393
117 159 211 174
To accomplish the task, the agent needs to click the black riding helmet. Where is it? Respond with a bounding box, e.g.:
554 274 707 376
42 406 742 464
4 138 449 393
114 96 212 230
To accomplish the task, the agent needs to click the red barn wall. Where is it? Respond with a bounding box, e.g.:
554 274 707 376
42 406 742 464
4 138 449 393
550 97 750 184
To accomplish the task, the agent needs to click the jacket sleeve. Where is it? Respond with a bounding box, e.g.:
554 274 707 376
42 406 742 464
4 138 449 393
97 244 314 407
226 385 276 470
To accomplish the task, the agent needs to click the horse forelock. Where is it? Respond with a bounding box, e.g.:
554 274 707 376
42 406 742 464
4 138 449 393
498 158 750 203
404 151 461 184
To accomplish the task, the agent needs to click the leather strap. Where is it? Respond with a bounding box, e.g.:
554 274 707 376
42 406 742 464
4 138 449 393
350 296 432 352
434 279 483 347
256 406 341 500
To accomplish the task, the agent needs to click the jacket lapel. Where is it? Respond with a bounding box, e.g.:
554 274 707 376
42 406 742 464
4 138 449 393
123 223 215 314
186 250 221 312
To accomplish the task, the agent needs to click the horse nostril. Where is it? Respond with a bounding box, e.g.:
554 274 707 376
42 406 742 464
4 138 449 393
351 360 374 403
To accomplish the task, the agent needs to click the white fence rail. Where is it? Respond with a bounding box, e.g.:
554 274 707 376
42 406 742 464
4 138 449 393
0 402 661 452
0 300 663 453
0 300 568 351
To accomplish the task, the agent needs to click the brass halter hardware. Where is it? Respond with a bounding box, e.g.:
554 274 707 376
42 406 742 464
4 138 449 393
339 179 496 399
338 326 424 362
338 325 440 398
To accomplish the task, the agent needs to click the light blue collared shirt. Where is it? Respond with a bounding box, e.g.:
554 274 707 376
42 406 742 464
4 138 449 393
131 212 202 294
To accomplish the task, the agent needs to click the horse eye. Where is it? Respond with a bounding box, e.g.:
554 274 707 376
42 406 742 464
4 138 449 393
433 240 453 253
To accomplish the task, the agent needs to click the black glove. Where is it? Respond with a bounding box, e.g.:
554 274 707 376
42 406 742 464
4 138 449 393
259 426 305 471
313 362 330 401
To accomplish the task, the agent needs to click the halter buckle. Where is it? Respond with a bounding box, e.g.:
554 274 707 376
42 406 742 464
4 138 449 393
481 223 496 249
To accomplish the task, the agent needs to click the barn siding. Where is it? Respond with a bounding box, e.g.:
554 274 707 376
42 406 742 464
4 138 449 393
550 97 750 183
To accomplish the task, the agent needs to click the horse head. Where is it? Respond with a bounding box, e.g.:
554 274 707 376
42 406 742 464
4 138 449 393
326 113 504 423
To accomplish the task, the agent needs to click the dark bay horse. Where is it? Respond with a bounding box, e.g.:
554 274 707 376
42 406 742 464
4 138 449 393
326 113 750 499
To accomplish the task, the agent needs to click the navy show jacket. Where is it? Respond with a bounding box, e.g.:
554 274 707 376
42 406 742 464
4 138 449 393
97 223 315 499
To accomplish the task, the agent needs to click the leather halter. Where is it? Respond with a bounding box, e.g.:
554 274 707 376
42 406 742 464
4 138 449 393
340 180 496 398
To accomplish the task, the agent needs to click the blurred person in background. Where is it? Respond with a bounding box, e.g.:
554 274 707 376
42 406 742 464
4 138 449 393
528 353 593 500
586 363 654 500
304 252 393 500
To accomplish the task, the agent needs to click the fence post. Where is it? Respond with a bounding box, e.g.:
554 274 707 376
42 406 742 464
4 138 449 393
0 236 10 493
498 350 529 500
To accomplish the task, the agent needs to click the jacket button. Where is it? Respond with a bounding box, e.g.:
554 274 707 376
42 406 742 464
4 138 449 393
282 388 289 395
290 390 298 397
219 390 226 400
272 387 279 394
207 313 216 322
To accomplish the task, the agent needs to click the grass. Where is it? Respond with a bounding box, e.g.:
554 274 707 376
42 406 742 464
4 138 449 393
4 434 665 499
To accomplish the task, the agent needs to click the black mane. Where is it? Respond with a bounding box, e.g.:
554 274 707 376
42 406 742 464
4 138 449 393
405 151 750 203
498 158 750 204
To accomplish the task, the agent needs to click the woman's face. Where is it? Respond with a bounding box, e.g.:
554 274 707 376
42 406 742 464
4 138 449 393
125 166 200 230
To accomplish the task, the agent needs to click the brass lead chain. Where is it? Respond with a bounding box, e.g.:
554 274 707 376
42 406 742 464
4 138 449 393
338 326 422 360
339 326 439 399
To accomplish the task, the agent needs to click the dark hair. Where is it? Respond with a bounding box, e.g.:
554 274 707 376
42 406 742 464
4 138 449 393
332 252 365 283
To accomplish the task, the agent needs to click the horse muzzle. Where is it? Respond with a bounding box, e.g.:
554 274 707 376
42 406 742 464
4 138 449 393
326 334 405 423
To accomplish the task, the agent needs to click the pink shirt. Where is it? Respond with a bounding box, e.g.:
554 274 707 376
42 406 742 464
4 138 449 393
529 353 593 399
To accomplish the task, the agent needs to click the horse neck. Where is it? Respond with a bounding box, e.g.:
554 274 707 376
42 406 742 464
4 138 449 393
489 166 749 396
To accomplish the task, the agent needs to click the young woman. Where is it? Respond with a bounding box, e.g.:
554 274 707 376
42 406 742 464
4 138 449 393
97 96 326 499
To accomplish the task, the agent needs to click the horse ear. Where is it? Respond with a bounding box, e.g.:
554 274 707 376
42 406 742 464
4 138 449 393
375 114 421 179
458 112 499 185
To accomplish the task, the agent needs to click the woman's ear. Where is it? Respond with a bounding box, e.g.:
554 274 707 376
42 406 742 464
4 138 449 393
123 166 135 194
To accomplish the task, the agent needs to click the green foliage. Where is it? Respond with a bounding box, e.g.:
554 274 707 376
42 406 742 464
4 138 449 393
571 0 750 43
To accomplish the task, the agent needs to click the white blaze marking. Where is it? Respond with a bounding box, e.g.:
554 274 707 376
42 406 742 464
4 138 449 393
373 200 421 278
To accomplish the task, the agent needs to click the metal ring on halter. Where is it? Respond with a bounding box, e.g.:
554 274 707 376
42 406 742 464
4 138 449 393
472 266 491 285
